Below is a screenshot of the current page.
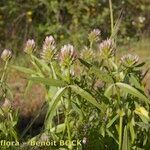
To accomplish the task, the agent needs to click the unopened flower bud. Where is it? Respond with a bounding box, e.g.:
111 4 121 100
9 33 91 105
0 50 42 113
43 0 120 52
24 39 35 54
41 36 56 62
121 54 139 67
59 44 77 66
88 29 101 43
1 49 12 61
99 39 115 58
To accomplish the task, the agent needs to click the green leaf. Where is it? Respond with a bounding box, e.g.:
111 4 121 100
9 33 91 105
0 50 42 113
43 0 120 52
105 82 150 104
115 83 150 104
78 58 92 68
106 114 119 128
135 62 145 68
90 67 113 83
32 55 51 72
45 87 67 130
11 65 36 74
29 76 66 87
69 85 103 111
129 74 144 91
129 119 135 143
122 126 129 150
104 84 115 98
106 129 118 144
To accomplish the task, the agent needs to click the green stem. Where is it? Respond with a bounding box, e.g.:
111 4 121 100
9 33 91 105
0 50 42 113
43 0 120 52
66 113 72 149
1 61 8 83
109 0 114 35
50 62 57 79
119 116 123 150
0 61 9 99
66 65 72 149
90 40 93 50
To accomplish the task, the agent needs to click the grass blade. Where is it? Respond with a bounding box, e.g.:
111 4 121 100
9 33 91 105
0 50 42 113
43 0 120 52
45 87 67 130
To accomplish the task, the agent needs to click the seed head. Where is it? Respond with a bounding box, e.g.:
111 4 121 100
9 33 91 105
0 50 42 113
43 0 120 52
1 49 12 61
59 44 77 66
41 36 56 62
24 39 35 54
121 54 139 67
99 39 115 58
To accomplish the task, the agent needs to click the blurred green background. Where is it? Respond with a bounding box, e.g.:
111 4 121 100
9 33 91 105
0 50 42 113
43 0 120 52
0 0 150 55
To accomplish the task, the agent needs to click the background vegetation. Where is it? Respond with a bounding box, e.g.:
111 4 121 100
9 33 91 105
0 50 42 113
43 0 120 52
0 0 150 150
0 0 150 53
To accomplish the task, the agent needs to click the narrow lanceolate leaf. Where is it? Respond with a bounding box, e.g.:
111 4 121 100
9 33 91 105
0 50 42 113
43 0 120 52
129 119 135 143
29 77 66 87
104 84 115 98
45 87 67 130
11 65 36 74
106 114 119 128
115 83 150 104
90 67 113 83
78 58 92 68
69 85 103 111
122 126 129 150
129 74 144 91
105 82 150 104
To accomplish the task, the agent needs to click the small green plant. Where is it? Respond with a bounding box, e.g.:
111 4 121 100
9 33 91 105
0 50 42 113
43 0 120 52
11 29 150 150
0 49 18 146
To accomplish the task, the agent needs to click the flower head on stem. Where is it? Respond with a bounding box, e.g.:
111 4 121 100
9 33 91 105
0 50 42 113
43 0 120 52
59 44 77 67
99 39 115 58
1 49 12 61
121 53 139 67
88 29 101 43
24 39 36 54
41 35 56 62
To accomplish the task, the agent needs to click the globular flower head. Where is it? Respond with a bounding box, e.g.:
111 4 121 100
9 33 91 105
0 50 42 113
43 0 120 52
1 49 12 61
59 44 77 67
88 28 101 43
24 39 35 54
121 54 139 67
41 35 56 62
99 39 115 58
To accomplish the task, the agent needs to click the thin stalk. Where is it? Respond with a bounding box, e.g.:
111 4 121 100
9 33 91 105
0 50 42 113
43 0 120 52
119 116 123 150
66 65 72 149
66 113 72 149
1 61 8 83
90 40 93 50
50 62 57 79
109 0 114 35
0 61 9 99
